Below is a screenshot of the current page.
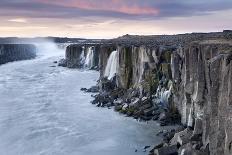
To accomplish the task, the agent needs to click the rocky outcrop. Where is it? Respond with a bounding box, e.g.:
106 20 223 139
0 44 36 65
64 44 100 69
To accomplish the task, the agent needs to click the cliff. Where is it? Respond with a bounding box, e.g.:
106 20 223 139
0 44 36 65
64 44 100 69
66 31 232 155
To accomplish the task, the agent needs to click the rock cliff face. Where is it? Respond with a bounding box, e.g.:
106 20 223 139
174 41 232 155
97 39 232 154
67 31 232 155
0 44 36 65
65 44 100 69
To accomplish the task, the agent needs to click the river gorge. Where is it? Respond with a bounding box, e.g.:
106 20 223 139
0 43 169 155
0 31 232 155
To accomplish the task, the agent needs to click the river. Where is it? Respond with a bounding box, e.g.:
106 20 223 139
0 46 165 155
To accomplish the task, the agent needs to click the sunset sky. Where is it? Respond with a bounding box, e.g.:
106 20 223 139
0 0 232 38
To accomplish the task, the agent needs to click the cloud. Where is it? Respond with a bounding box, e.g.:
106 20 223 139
0 0 231 19
8 18 28 23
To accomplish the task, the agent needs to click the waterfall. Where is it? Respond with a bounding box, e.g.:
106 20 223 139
104 50 118 80
84 47 94 68
80 46 85 65
155 83 172 109
138 47 149 83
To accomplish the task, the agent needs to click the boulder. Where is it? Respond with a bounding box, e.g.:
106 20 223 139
129 98 140 108
87 86 99 93
170 128 193 146
122 104 129 111
58 58 67 67
144 107 156 116
154 145 178 155
178 143 206 155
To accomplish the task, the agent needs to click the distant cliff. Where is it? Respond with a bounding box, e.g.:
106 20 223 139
0 44 36 65
64 44 100 69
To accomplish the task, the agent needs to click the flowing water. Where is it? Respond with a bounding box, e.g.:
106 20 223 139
0 45 166 155
84 47 94 69
104 50 118 79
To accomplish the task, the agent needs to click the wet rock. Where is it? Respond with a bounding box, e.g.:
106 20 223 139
100 77 117 92
143 145 150 149
192 118 203 136
170 128 193 146
178 143 206 155
114 105 122 111
144 107 156 116
87 86 99 93
122 104 129 111
58 58 67 67
0 44 36 65
153 142 164 150
158 112 169 121
129 98 140 108
154 145 178 155
80 88 88 91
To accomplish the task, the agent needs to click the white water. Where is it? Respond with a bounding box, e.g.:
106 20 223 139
138 47 149 83
80 47 85 65
0 44 166 155
84 47 94 69
155 83 172 109
104 50 118 80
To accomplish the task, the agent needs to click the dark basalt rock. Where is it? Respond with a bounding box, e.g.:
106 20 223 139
0 44 36 65
58 58 67 67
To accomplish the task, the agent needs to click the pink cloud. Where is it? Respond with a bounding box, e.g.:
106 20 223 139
36 0 159 15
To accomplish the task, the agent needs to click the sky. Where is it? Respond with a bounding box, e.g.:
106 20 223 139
0 0 232 38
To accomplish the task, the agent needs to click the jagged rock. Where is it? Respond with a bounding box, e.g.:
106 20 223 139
100 77 117 92
158 112 169 121
129 98 140 108
58 58 67 67
80 88 88 91
178 143 206 155
113 99 123 106
170 128 193 146
122 104 128 111
144 107 156 116
154 145 178 155
87 86 99 93
114 105 122 111
192 118 203 137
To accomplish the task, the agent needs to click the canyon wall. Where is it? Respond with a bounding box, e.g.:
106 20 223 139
65 31 232 154
65 44 100 69
177 41 232 155
98 40 232 155
0 44 36 65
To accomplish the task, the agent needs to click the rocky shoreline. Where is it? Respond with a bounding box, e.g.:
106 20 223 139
59 31 232 155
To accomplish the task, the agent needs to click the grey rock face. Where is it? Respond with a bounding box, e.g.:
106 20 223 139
98 40 232 155
71 32 232 155
65 44 83 68
65 44 100 69
0 44 36 65
173 41 232 155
